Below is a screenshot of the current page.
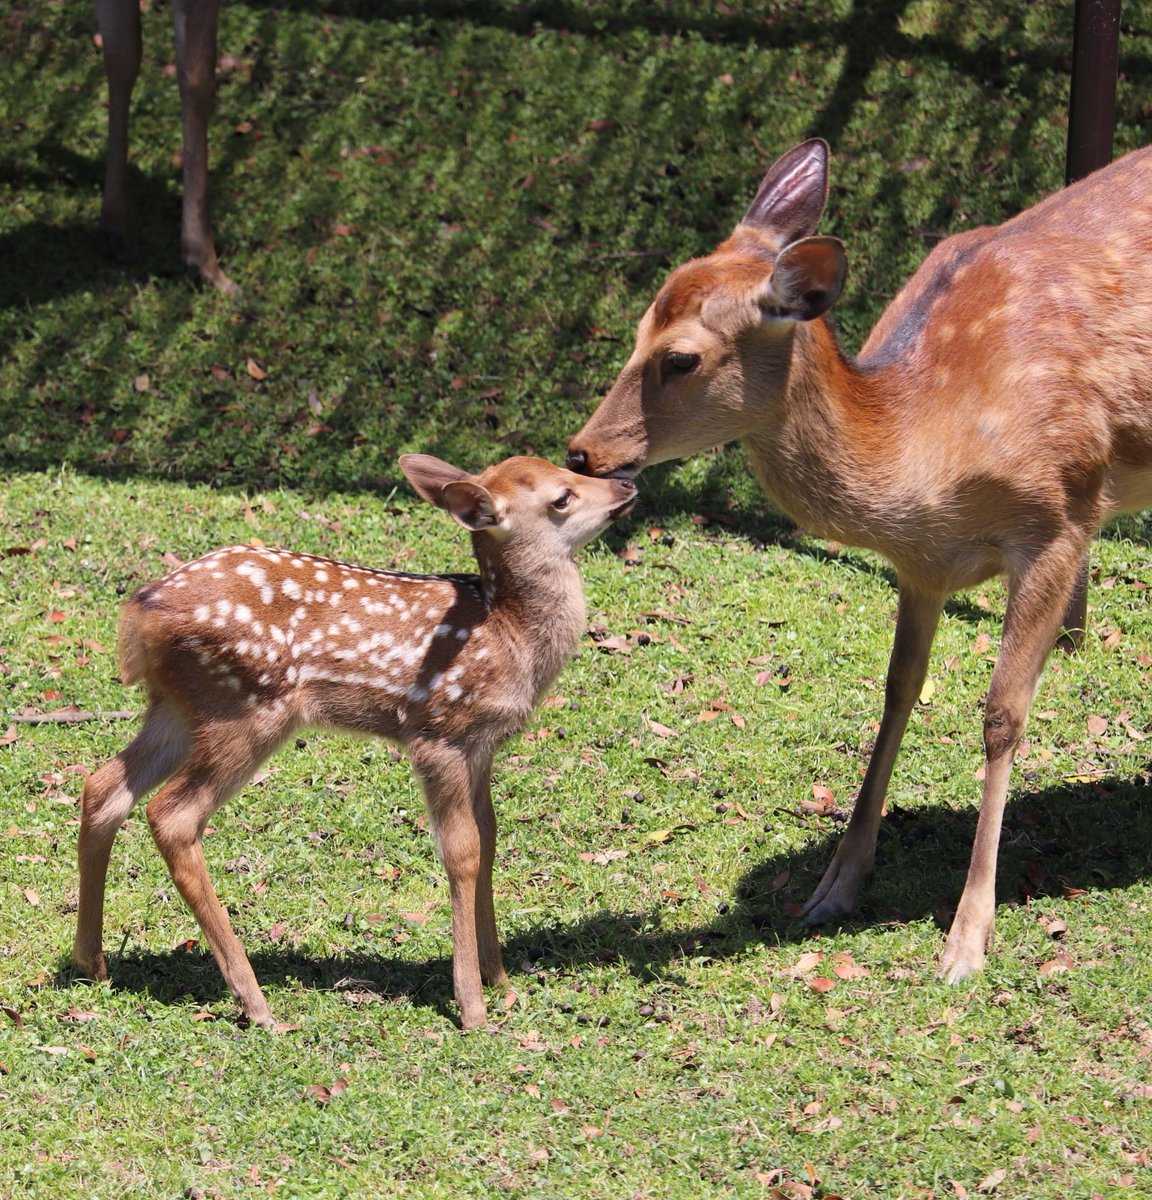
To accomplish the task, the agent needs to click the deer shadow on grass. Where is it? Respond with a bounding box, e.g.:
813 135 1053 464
67 770 1152 1025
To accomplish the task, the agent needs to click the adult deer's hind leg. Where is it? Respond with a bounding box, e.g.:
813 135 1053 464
171 0 236 292
938 537 1085 982
74 699 191 980
93 0 142 257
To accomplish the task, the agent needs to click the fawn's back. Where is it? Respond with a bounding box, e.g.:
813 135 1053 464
123 546 508 744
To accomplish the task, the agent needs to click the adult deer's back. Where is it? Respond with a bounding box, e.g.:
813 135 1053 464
567 139 1152 981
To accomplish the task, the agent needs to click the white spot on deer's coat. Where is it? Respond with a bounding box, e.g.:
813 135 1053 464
235 604 252 623
314 569 329 583
236 562 267 588
282 578 303 600
194 605 210 622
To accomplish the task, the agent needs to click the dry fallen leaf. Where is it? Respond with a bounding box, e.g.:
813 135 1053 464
790 950 824 975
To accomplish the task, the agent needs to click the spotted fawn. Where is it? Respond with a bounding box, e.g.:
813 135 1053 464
74 454 637 1028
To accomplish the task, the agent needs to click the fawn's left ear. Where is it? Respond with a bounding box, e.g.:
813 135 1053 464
399 453 472 507
441 481 502 531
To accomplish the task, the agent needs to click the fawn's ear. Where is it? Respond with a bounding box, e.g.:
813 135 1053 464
399 454 472 508
440 480 502 531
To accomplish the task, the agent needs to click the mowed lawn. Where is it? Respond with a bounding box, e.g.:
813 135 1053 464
2 2 1151 1197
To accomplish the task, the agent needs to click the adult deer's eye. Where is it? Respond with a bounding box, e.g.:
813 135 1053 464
552 490 573 511
664 351 700 375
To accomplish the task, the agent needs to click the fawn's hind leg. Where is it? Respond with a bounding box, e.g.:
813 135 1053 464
74 699 191 980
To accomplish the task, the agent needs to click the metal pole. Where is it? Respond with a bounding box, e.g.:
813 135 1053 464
1065 0 1122 184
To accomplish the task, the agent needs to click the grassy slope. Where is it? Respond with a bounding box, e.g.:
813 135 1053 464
2 2 1152 1197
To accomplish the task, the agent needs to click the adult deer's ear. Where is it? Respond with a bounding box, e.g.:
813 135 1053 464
399 454 472 509
760 236 847 322
441 481 502 532
741 138 830 245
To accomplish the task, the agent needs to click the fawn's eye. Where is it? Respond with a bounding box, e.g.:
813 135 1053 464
664 351 700 375
551 489 573 511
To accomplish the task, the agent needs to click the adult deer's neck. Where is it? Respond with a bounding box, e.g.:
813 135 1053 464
744 317 911 551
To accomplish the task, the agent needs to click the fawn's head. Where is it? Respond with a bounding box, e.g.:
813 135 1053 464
400 454 637 562
567 139 847 479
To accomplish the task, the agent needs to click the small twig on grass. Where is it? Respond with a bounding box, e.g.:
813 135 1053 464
11 710 139 725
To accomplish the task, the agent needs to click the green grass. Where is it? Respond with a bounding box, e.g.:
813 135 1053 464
3 2 1152 1197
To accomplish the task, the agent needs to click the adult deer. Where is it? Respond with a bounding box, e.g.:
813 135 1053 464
567 139 1152 981
93 0 236 292
73 455 637 1028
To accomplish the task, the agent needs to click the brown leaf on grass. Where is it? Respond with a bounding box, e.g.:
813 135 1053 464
0 726 17 747
977 1168 1007 1192
807 977 837 994
57 1008 97 1024
1038 954 1073 975
790 950 824 975
550 1096 570 1114
246 357 267 381
1087 714 1109 737
306 1077 348 1105
831 953 870 980
76 1044 97 1063
23 888 40 906
801 785 837 815
1037 916 1068 940
595 635 632 655
973 631 993 655
647 719 677 739
268 921 288 940
1 1006 23 1027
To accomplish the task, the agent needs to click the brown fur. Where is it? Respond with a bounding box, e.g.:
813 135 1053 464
568 139 1152 982
74 455 636 1029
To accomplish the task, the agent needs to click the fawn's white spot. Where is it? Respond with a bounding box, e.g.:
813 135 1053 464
235 603 252 623
236 562 267 587
281 578 303 600
314 569 329 583
194 605 210 622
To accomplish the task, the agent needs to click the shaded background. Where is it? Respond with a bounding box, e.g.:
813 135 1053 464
3 0 1152 504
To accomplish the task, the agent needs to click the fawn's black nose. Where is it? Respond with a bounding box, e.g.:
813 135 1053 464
565 449 589 474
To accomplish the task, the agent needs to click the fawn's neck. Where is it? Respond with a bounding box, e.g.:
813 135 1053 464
471 533 587 685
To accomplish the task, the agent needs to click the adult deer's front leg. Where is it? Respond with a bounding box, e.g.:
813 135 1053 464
804 585 943 924
938 539 1084 982
171 0 235 292
93 0 142 255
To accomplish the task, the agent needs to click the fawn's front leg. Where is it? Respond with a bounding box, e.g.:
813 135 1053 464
414 742 498 1029
804 585 943 924
938 539 1084 982
471 769 509 990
